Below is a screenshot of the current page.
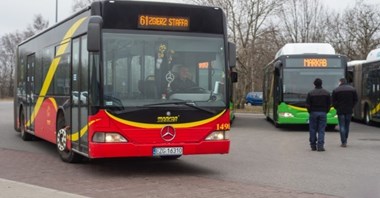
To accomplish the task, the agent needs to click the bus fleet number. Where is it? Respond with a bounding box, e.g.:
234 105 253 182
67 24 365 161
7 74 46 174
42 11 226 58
216 123 230 130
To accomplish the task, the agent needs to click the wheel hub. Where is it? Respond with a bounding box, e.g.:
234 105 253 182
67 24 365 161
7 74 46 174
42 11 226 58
57 128 67 152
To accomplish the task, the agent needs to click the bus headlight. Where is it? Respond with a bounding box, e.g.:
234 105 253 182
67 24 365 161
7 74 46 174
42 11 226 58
205 131 229 141
279 112 294 118
92 132 128 143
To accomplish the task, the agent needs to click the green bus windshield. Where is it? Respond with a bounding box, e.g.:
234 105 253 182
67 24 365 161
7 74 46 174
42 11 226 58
283 68 345 103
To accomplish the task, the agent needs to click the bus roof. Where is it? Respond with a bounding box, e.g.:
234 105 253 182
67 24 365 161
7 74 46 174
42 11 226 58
275 43 335 59
347 60 366 66
366 48 380 62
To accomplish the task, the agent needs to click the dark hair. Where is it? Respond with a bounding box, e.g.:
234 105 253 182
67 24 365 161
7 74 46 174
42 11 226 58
339 78 347 84
314 78 322 87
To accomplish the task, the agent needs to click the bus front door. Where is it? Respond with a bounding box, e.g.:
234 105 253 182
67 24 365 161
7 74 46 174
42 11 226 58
26 54 35 131
71 36 89 156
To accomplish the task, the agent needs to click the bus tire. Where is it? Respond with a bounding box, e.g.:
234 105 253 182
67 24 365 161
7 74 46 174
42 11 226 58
364 106 372 126
56 113 82 163
20 109 34 141
160 155 182 160
274 121 281 128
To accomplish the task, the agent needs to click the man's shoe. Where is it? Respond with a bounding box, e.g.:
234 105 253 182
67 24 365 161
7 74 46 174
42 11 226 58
341 143 347 147
317 147 325 152
311 146 317 151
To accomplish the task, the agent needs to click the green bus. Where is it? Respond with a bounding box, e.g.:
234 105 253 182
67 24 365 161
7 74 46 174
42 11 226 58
263 43 347 128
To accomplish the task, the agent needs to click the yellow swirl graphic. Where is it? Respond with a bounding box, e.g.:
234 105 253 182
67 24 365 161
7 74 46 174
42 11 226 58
105 110 226 129
26 17 87 127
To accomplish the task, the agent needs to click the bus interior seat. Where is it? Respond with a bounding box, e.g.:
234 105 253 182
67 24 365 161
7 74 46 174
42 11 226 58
138 75 158 98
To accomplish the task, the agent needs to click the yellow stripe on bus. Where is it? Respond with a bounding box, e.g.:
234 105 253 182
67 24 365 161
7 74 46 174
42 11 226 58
370 103 380 116
288 105 307 111
26 17 87 127
48 97 58 111
288 104 335 112
71 119 100 141
105 110 226 129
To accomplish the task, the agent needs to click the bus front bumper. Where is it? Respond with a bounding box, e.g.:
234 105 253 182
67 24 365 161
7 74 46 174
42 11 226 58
277 113 338 125
88 141 230 159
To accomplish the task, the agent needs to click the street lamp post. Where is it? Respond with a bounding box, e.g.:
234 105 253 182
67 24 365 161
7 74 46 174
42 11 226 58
55 0 58 23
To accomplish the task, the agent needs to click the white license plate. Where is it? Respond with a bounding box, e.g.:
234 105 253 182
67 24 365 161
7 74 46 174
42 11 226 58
153 147 183 156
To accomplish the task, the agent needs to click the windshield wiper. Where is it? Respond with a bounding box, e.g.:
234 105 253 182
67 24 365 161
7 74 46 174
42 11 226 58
143 100 216 114
285 101 307 107
109 107 150 115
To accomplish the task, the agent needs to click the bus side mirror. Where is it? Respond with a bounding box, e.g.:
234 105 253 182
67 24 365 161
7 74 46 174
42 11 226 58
228 42 236 67
231 71 238 83
88 16 103 52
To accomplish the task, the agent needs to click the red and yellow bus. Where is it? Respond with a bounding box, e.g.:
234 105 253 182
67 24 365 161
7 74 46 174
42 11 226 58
14 1 236 163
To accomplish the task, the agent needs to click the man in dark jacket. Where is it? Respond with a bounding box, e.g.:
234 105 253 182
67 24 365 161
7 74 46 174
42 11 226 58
170 65 197 92
332 78 358 147
306 78 331 152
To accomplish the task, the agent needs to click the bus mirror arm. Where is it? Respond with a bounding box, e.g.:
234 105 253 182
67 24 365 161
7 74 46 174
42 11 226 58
274 62 282 76
275 67 280 76
231 71 238 83
88 16 103 52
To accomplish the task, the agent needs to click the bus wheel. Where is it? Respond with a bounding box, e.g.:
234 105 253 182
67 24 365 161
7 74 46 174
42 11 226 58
160 155 182 160
364 107 372 126
274 121 281 128
20 109 33 141
56 114 82 163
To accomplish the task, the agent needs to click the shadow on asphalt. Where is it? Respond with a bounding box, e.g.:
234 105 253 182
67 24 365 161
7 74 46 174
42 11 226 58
9 132 218 179
83 157 216 177
277 124 339 133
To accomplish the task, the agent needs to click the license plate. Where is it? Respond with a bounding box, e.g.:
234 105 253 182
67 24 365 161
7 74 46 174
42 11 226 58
153 147 183 156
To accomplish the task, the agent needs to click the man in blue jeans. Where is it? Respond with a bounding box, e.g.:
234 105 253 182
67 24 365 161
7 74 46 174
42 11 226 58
332 78 358 147
306 78 331 152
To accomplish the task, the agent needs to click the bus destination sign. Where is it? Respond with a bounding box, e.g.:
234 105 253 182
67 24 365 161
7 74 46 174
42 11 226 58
138 15 189 30
304 58 328 67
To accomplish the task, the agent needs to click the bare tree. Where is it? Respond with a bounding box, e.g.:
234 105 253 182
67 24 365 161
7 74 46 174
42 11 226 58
191 0 282 108
0 32 23 98
24 14 49 38
72 0 98 12
278 0 330 43
0 15 48 98
327 1 380 60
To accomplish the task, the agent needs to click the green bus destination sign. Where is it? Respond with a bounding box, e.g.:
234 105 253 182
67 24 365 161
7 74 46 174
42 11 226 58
138 15 190 30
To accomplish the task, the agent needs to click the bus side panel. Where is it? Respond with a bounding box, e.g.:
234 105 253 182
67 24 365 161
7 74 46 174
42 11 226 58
15 11 90 142
34 98 58 143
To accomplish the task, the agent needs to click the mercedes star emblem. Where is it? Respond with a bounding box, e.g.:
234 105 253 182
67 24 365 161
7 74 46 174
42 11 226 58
160 125 176 142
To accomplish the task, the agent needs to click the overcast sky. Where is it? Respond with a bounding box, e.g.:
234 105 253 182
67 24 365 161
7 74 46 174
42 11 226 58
1 0 379 37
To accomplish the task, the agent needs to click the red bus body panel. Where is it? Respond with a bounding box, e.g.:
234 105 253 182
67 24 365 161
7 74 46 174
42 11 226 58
87 110 230 158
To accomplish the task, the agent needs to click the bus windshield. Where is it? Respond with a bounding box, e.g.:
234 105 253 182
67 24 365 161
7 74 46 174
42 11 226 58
102 32 227 109
283 68 344 103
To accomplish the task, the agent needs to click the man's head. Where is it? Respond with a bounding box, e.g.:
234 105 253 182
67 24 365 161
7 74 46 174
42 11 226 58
339 78 347 85
314 78 322 88
178 65 192 80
